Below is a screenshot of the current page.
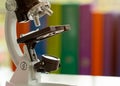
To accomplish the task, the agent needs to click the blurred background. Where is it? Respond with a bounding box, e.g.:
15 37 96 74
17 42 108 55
1 0 120 79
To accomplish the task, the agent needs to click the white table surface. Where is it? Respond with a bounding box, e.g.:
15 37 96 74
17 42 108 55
0 67 120 86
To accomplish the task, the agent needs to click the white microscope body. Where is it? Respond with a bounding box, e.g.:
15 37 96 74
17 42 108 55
5 0 76 86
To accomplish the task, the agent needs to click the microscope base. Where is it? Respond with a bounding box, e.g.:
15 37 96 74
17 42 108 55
6 58 76 86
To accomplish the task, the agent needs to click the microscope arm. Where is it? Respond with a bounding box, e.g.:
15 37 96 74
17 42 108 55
5 11 23 66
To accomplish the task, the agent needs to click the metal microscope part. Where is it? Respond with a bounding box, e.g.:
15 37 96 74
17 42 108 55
6 0 53 27
17 25 70 43
27 0 53 26
34 55 60 72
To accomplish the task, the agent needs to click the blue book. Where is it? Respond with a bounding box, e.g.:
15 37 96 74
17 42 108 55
30 16 47 59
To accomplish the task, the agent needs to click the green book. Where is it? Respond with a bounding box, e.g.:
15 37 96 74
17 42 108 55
46 3 62 73
60 4 79 74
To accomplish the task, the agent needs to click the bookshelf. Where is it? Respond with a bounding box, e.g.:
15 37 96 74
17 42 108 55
1 0 120 76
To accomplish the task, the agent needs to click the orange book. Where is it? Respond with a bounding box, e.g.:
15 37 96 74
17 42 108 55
91 12 104 75
16 22 30 52
11 22 30 71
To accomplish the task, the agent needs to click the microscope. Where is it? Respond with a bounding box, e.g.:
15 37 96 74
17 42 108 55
5 0 76 86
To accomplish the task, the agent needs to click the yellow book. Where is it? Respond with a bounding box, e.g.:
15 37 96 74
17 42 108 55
46 3 62 73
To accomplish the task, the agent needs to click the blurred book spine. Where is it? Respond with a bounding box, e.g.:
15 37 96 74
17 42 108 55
79 4 92 75
60 4 79 74
110 16 118 76
116 15 120 76
91 12 104 75
46 3 62 74
103 13 114 76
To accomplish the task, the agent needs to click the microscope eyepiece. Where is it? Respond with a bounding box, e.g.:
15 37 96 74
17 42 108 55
6 0 53 27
